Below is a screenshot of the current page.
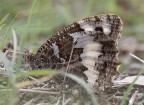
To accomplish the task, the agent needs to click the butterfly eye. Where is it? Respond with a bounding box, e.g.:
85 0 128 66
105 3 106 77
95 27 103 32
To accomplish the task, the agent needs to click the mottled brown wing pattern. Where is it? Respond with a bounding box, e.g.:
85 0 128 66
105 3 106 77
26 14 123 89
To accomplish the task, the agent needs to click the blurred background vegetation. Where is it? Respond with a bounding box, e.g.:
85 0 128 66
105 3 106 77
0 0 144 53
0 0 144 105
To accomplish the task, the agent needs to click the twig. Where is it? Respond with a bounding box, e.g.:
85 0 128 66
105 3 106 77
31 87 52 91
128 90 138 105
0 88 60 95
130 53 144 64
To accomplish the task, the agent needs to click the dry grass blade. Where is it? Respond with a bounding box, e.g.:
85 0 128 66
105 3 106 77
19 89 60 95
16 75 53 88
120 54 144 105
130 53 144 64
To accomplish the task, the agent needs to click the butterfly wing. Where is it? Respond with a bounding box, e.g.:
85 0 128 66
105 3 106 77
28 14 123 89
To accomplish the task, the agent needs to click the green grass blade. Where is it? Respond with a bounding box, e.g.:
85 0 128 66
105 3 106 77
0 14 17 48
11 29 17 68
16 0 38 71
119 73 142 105
66 73 99 105
120 54 144 105
0 51 11 74
20 69 58 77
0 14 9 26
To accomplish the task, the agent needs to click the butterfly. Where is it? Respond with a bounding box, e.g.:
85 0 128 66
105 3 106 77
25 14 123 90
